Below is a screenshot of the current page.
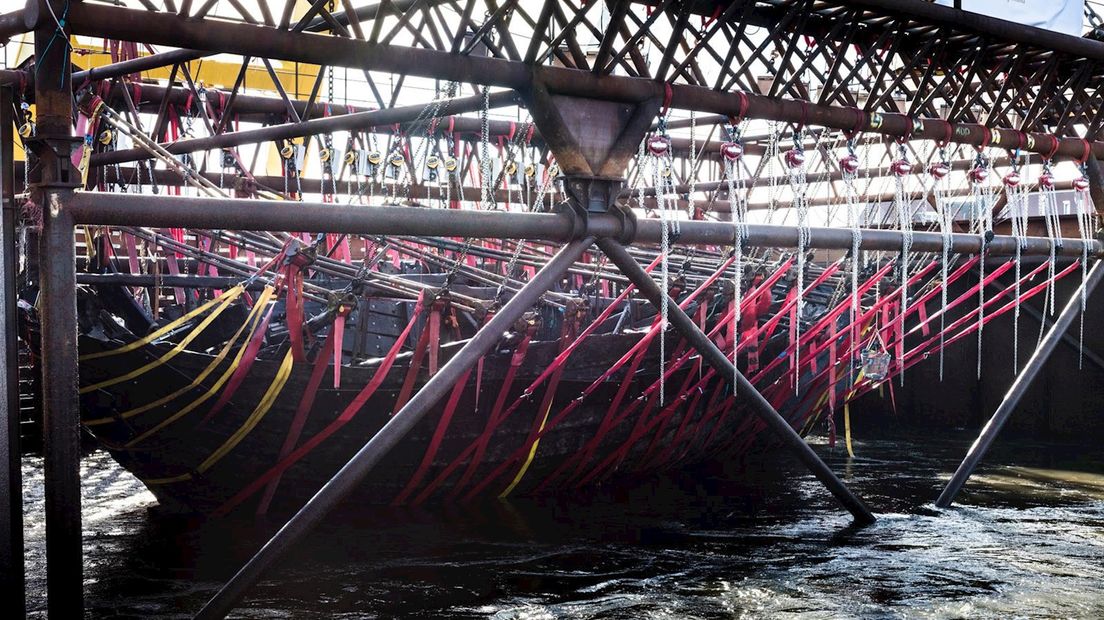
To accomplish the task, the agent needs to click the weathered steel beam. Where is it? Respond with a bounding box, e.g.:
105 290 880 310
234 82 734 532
76 273 271 290
39 191 80 618
0 9 26 41
598 237 876 524
103 81 375 119
0 85 23 619
193 237 595 620
59 1 1104 161
62 0 425 85
843 0 1104 62
63 191 1104 259
30 1 82 615
89 90 520 166
71 49 209 86
935 259 1104 508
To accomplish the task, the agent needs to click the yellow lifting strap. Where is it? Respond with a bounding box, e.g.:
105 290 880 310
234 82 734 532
498 400 554 499
844 403 855 459
79 286 246 394
84 286 275 427
80 284 246 361
124 290 273 447
146 349 295 485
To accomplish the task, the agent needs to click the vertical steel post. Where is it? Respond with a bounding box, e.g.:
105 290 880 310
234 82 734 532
38 197 78 617
597 238 876 525
195 238 595 620
0 85 25 617
30 1 82 615
936 259 1104 508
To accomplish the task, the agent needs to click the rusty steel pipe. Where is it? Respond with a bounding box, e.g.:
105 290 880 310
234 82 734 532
90 90 519 166
62 1 1104 162
0 9 26 41
64 191 1104 259
72 49 210 85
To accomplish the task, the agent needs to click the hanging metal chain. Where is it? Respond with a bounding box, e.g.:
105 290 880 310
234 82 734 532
440 84 490 299
930 142 952 380
480 85 493 209
891 140 913 385
1074 161 1095 368
841 135 864 384
969 147 994 379
687 110 697 220
722 120 747 391
492 239 526 309
786 126 810 394
1003 150 1030 372
645 113 675 407
657 154 670 407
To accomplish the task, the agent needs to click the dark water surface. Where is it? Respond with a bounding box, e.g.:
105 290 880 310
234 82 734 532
21 432 1104 618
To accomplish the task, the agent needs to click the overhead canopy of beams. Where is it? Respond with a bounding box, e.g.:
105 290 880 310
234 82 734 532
12 0 1095 162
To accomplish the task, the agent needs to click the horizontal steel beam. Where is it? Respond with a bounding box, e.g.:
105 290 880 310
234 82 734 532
75 272 270 290
0 9 26 42
63 191 1104 258
89 91 519 166
845 0 1104 63
72 49 209 86
60 2 1104 161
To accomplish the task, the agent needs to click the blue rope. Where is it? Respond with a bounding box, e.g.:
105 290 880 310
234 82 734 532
32 1 72 91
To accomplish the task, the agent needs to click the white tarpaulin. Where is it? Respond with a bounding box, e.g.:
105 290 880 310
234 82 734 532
933 1 1085 36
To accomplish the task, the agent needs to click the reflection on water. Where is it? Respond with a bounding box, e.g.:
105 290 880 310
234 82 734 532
21 432 1104 618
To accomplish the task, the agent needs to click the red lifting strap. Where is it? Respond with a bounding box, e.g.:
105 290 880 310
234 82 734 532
730 91 749 124
977 126 992 151
393 368 473 505
1043 134 1061 162
414 256 665 504
332 303 353 389
446 330 535 500
477 257 736 498
937 119 953 147
213 293 427 517
1078 138 1093 164
255 329 335 516
393 320 434 414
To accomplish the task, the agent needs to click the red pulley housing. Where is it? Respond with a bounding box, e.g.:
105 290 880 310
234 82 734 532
891 159 911 177
927 162 950 180
647 134 670 156
785 148 805 168
1073 176 1090 192
1002 170 1021 188
1039 172 1056 189
968 166 989 184
720 141 743 162
840 154 860 174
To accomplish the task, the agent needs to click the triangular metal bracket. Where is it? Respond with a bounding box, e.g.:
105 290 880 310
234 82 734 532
521 76 660 210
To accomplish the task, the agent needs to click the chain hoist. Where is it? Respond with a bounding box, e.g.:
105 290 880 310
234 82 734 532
929 136 952 380
1003 148 1029 372
969 139 994 378
785 124 810 393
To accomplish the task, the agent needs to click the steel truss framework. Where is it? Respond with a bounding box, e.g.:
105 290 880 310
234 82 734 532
7 0 1103 137
3 1 1104 619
